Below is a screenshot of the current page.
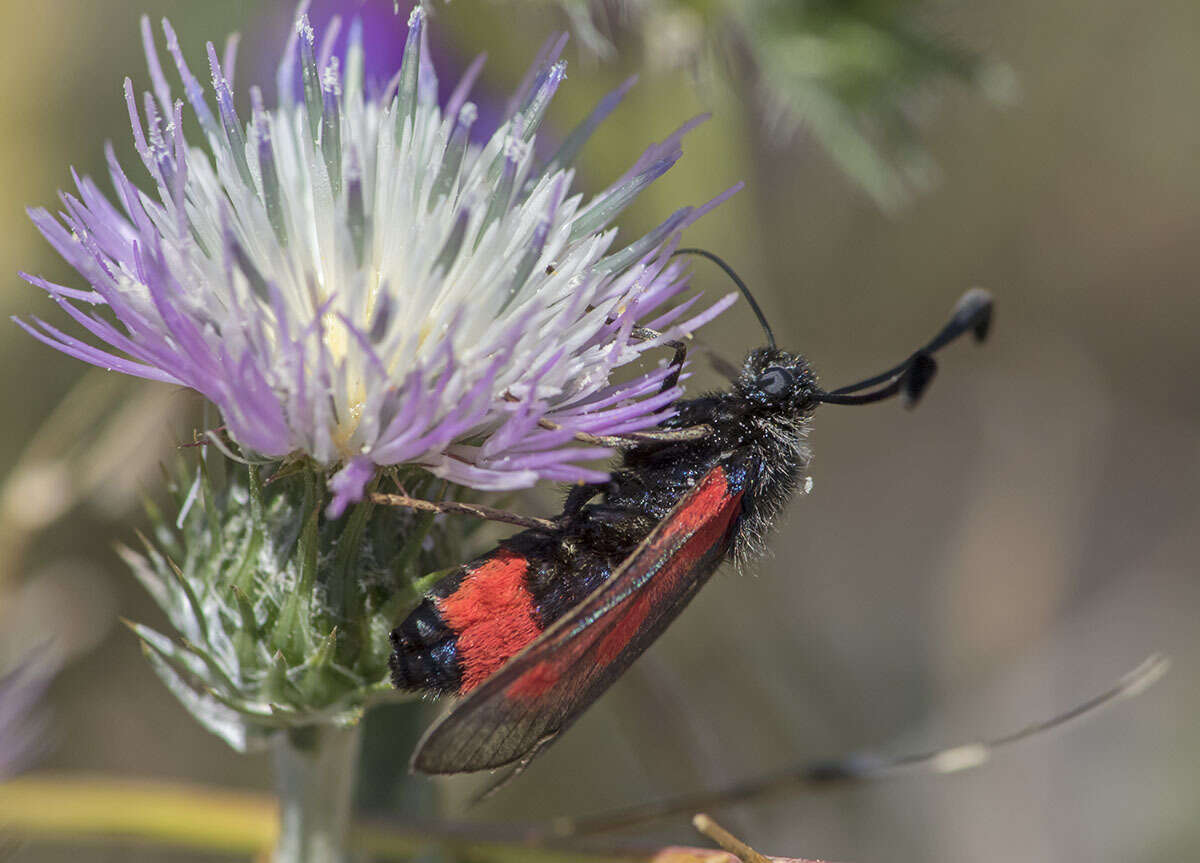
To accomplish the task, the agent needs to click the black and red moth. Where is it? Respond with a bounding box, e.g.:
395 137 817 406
391 258 992 775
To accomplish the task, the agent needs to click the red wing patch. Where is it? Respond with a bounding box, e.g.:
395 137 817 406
413 460 749 774
503 470 737 701
504 659 558 700
436 549 542 692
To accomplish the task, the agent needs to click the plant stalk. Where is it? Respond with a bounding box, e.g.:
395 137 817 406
273 724 362 863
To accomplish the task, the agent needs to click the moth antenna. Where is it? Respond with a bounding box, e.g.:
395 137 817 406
818 287 993 408
673 247 776 350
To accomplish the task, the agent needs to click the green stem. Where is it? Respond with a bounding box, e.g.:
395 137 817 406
328 480 377 665
272 724 362 863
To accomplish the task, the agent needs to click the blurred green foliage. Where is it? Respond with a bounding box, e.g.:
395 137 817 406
555 0 1015 209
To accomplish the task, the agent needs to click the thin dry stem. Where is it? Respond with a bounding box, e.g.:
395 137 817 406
369 492 557 531
692 814 773 863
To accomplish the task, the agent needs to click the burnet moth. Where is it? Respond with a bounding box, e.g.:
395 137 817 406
380 249 993 776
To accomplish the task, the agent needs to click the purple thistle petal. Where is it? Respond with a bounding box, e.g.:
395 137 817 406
443 52 486 125
570 156 680 240
51 296 169 368
208 43 255 192
393 5 424 134
334 313 388 378
417 16 438 108
217 348 291 455
660 291 740 341
481 445 613 473
134 243 222 383
558 373 682 420
427 456 539 491
371 367 429 460
544 74 637 175
584 408 681 438
551 366 676 415
18 272 103 305
316 14 341 77
506 32 568 120
276 0 313 107
517 60 566 139
167 100 189 223
71 170 137 247
619 113 710 187
104 142 156 238
222 32 241 90
641 292 702 333
123 78 153 169
487 424 579 457
581 387 684 429
26 207 104 286
326 456 376 519
13 316 181 383
140 15 173 115
161 18 219 134
403 358 504 456
682 181 745 228
480 349 567 457
68 170 136 264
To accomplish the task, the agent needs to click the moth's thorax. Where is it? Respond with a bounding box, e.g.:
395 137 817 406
707 347 818 563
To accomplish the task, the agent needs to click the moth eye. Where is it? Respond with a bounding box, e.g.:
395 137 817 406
757 366 793 397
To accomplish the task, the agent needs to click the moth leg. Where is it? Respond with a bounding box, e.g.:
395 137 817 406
368 492 557 532
561 483 601 516
630 324 687 392
632 321 740 387
586 303 688 392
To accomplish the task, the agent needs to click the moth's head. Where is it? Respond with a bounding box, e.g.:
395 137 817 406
736 347 820 414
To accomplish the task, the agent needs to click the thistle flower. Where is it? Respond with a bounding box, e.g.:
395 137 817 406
18 5 737 518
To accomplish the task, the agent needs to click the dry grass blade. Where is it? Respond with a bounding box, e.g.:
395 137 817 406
690 813 824 863
550 654 1169 836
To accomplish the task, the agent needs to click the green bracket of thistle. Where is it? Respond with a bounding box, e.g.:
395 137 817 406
121 457 466 753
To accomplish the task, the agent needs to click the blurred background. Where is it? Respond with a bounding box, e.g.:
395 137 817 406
2 1 1198 861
